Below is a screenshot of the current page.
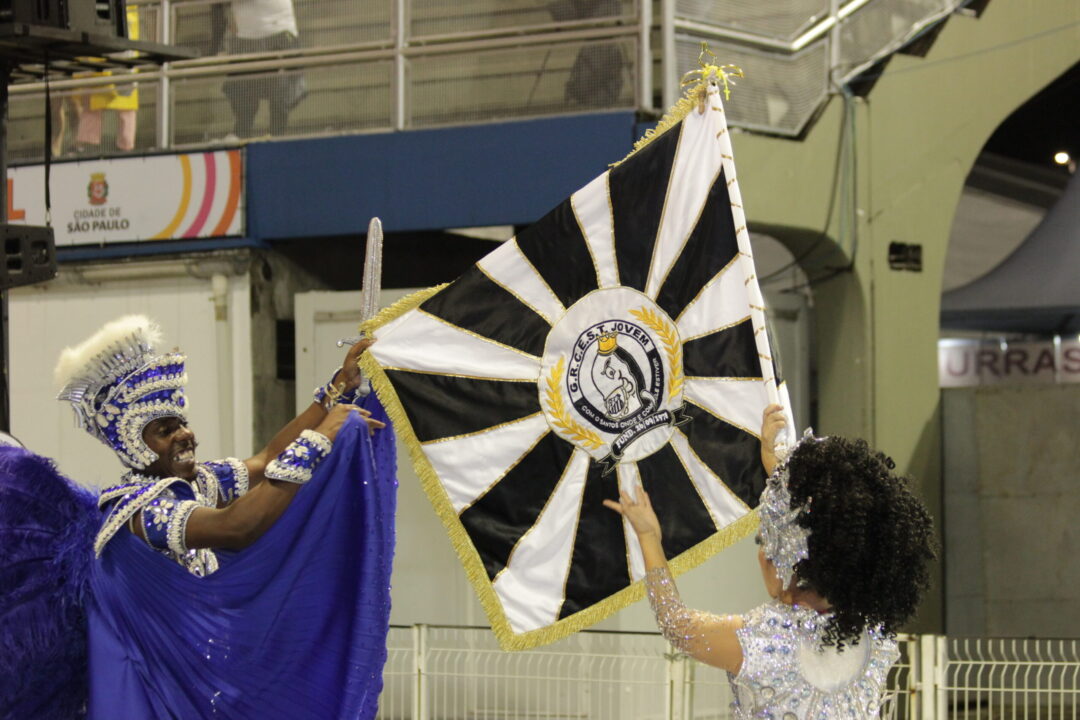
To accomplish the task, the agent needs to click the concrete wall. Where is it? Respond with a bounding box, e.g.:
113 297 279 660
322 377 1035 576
943 383 1080 637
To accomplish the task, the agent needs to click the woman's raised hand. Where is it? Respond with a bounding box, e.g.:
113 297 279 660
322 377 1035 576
603 484 662 541
760 403 788 475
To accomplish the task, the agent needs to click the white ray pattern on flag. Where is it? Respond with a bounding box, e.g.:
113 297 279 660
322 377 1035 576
684 377 770 437
493 449 591 633
477 239 566 324
423 413 551 512
571 173 619 289
371 309 543 379
669 430 751 522
643 107 726 300
675 257 751 340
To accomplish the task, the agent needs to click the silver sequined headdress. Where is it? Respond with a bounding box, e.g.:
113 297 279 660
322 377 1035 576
55 315 189 469
758 428 818 589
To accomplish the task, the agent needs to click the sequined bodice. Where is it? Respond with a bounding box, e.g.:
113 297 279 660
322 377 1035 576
731 602 898 720
96 458 249 576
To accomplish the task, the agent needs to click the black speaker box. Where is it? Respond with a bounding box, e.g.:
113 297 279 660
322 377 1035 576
0 0 127 37
1 224 57 290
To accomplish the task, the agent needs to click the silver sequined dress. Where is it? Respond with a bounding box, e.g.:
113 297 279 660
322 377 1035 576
646 567 898 720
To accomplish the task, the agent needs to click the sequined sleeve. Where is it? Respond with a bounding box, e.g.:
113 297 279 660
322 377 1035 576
140 496 200 556
645 566 731 656
202 457 250 504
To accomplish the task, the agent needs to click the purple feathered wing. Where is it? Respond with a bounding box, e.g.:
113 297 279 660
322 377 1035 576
0 446 98 719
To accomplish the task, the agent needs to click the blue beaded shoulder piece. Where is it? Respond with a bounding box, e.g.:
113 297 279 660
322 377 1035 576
94 459 245 576
732 602 899 720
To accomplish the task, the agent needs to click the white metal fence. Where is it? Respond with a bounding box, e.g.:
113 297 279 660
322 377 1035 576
375 628 1080 720
376 625 924 720
7 0 973 163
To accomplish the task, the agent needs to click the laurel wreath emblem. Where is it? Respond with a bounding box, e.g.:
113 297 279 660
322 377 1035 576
544 356 604 450
629 306 684 401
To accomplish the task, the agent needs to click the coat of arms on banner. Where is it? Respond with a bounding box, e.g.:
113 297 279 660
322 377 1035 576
361 55 794 650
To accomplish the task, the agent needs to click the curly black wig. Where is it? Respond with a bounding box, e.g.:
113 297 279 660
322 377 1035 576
785 436 936 649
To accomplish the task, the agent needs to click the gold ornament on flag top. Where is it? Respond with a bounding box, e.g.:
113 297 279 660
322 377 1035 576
359 47 795 650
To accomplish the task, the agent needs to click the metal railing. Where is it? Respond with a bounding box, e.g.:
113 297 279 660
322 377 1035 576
376 624 922 720
375 627 1080 720
6 0 970 164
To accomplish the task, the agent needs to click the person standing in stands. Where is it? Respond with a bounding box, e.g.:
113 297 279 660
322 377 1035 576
210 0 308 139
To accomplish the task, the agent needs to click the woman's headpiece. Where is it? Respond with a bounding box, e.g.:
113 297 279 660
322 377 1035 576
55 315 188 469
758 428 818 588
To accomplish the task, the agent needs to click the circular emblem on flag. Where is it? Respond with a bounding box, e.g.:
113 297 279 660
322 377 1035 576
540 288 688 469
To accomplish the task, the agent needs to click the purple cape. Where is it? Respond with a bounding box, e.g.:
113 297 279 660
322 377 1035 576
87 401 396 719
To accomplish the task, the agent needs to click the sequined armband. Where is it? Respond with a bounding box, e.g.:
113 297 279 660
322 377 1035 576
645 566 715 654
312 368 363 410
265 430 333 484
141 496 200 556
203 457 250 503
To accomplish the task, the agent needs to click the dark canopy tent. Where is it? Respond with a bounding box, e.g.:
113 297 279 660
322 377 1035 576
941 172 1080 334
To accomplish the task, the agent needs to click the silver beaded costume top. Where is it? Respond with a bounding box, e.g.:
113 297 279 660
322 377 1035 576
646 568 898 720
96 457 250 576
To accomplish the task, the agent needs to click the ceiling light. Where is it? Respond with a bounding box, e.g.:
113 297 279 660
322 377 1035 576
1054 151 1071 165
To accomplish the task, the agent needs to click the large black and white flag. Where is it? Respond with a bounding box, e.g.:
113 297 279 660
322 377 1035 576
362 67 794 650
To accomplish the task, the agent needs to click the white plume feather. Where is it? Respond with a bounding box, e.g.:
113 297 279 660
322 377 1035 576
53 315 163 390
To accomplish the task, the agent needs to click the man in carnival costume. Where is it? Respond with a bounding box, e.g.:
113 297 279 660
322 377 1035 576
0 315 397 719
606 405 936 720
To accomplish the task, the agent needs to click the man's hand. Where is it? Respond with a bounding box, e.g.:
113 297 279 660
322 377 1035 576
314 404 385 442
760 404 787 476
336 337 375 393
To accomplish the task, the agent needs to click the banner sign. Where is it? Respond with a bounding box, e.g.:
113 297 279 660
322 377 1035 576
939 338 1080 387
360 69 794 650
7 150 244 245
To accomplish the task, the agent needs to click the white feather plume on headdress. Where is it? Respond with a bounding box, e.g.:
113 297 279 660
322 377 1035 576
54 314 163 391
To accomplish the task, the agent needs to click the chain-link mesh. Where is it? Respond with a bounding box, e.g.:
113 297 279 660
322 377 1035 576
675 36 829 136
835 0 955 79
170 61 393 145
409 0 636 41
172 0 392 56
677 0 829 42
8 82 161 164
407 37 636 128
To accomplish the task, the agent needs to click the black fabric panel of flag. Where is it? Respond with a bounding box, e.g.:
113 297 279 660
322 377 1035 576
608 123 683 293
420 266 550 358
384 369 541 443
558 461 631 619
654 168 740 320
681 404 766 507
515 199 599 308
682 319 760 379
459 432 576 580
636 444 718 559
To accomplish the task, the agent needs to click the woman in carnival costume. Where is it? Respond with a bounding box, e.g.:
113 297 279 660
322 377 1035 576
0 315 396 719
605 405 936 720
